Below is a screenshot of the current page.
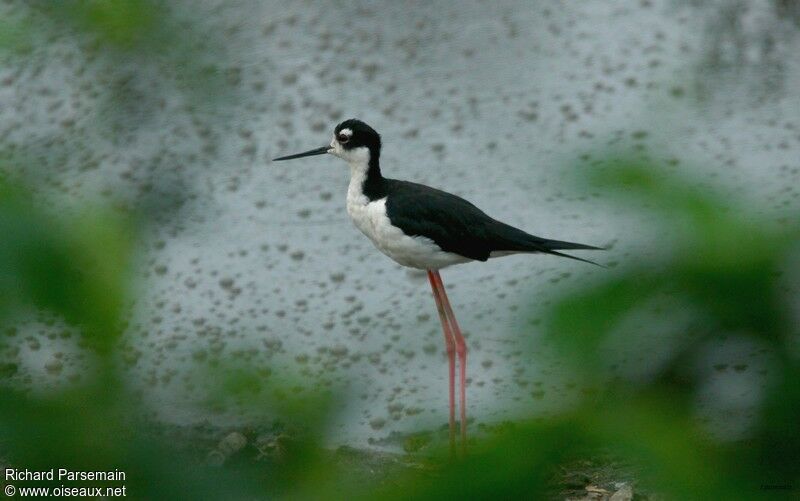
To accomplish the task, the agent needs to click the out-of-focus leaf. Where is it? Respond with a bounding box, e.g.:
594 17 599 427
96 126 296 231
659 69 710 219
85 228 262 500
30 0 162 50
585 160 727 229
362 396 728 500
747 364 800 482
64 0 159 49
549 159 798 362
10 0 234 136
58 209 132 351
0 178 131 353
545 274 663 367
0 18 34 54
0 387 266 500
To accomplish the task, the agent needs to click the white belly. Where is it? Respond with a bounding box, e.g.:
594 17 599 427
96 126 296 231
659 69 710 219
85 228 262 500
346 193 469 270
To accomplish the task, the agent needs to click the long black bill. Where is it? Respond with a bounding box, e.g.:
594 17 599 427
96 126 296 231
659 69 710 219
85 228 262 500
272 146 329 161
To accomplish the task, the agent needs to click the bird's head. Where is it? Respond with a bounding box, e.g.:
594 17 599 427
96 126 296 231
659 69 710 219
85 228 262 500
273 119 381 168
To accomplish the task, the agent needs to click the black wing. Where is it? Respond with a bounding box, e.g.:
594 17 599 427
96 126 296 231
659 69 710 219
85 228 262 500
384 179 496 261
383 179 602 264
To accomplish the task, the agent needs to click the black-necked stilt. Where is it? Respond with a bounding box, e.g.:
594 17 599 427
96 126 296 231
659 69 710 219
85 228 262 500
274 119 602 455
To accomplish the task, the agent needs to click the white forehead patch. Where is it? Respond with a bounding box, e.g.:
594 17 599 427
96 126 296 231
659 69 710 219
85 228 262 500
339 128 353 138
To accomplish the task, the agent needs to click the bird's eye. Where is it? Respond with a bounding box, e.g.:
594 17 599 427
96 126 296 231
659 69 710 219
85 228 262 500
337 133 349 143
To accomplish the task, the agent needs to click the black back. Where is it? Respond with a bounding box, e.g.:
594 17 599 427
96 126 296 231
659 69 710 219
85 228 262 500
382 179 596 261
340 118 601 264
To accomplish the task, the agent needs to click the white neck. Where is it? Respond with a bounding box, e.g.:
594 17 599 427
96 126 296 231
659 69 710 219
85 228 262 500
344 148 371 200
347 161 369 203
344 147 370 174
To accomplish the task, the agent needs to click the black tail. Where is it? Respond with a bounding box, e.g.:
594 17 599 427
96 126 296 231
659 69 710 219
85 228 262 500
538 238 604 251
489 221 606 267
538 247 605 267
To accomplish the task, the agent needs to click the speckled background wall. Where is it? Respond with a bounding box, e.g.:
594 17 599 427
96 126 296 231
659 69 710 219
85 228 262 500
3 0 799 448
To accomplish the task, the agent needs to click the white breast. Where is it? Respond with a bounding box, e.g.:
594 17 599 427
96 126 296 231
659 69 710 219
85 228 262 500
345 172 469 270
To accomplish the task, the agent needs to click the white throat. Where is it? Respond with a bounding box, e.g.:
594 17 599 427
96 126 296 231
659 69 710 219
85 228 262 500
346 154 371 205
337 146 372 200
348 154 370 181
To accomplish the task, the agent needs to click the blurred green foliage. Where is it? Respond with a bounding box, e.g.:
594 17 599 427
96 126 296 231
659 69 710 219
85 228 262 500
0 178 130 354
1 0 233 158
0 18 33 55
54 0 162 49
551 160 798 364
1 0 241 239
21 0 211 56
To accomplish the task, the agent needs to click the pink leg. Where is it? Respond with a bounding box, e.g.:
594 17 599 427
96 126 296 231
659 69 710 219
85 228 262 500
428 270 456 457
431 270 467 455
